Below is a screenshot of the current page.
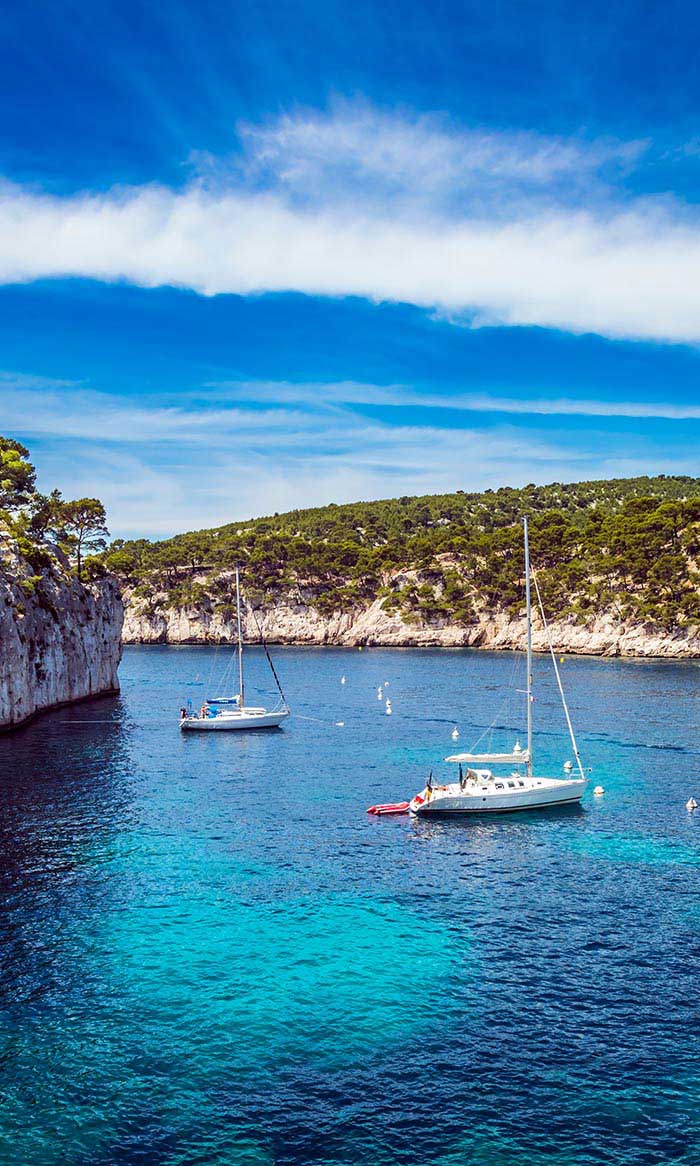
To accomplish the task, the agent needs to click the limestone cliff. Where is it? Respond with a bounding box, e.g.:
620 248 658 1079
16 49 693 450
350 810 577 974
0 549 123 729
122 577 700 659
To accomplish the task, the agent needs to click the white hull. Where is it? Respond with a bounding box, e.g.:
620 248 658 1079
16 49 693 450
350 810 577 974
410 776 587 816
408 519 590 821
181 708 289 731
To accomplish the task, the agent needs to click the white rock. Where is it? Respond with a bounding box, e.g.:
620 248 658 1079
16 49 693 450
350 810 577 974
0 549 122 729
120 567 700 659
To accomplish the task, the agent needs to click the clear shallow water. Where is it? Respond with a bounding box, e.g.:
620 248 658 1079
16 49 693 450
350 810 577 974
1 645 699 1165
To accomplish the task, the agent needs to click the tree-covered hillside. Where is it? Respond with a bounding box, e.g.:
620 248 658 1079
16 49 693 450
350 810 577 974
108 476 700 631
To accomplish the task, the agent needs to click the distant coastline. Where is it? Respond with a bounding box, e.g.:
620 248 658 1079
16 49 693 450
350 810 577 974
109 475 700 663
122 595 700 659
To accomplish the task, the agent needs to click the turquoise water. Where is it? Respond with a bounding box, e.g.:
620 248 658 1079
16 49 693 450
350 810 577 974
1 645 700 1164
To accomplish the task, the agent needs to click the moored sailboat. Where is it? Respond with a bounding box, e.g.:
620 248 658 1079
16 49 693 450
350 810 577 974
180 566 289 732
409 517 588 815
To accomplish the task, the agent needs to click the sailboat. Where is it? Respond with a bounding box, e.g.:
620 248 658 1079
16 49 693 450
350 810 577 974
179 566 290 732
409 517 588 815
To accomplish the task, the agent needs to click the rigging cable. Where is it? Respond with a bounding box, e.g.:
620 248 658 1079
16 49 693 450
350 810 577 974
467 644 521 753
249 605 288 707
531 570 586 780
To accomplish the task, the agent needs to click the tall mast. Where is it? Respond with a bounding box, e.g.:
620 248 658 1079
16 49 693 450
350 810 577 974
524 516 533 777
235 564 245 708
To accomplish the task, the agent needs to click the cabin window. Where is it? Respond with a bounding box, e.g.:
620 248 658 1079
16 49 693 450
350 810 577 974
518 781 525 788
507 781 516 788
495 783 504 790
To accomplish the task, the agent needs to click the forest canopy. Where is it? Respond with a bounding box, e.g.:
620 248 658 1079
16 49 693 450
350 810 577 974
107 475 700 631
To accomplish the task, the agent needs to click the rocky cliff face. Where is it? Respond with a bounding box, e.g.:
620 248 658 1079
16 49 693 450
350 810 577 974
123 584 700 659
0 551 123 729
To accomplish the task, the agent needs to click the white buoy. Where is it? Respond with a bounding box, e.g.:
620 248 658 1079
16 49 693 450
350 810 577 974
563 760 573 772
385 705 392 716
384 681 390 686
593 785 605 796
451 727 459 740
335 721 345 727
341 675 346 685
686 797 698 811
377 687 383 700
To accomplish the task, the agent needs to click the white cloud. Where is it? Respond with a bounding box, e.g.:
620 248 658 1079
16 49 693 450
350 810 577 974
0 379 325 444
229 102 646 212
0 104 698 342
9 374 699 538
211 379 700 420
6 375 700 459
36 428 699 541
33 424 584 538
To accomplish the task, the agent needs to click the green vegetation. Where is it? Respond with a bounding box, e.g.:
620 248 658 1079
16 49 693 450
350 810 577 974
0 437 36 508
0 437 109 583
108 475 700 632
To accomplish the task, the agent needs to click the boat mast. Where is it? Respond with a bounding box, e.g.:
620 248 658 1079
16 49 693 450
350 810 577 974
524 516 533 777
235 564 245 708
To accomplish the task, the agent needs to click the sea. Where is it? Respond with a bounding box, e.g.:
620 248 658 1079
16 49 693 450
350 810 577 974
1 644 699 1166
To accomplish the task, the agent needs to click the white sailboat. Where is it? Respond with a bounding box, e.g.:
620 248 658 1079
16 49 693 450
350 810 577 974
409 517 588 815
180 566 290 732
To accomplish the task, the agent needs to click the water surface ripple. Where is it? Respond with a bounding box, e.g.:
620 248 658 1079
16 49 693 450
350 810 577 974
1 646 699 1165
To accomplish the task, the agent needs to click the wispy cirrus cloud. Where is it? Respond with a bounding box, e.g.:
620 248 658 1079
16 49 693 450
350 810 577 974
0 102 699 343
226 102 648 214
210 379 700 421
0 382 322 445
7 374 700 452
7 372 700 537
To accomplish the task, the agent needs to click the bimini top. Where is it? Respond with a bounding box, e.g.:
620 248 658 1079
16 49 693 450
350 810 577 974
444 750 531 765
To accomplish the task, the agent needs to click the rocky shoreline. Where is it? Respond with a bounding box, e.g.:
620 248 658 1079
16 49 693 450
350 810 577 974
123 592 700 659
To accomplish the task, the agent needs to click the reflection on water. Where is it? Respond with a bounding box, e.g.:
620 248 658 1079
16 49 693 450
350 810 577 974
0 645 699 1165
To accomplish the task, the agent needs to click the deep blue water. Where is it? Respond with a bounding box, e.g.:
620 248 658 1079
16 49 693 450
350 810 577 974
1 645 700 1166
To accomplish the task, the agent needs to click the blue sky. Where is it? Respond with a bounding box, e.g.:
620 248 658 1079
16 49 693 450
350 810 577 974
2 0 700 537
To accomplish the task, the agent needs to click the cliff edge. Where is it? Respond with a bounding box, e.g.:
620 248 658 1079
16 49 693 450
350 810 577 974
122 578 700 658
0 549 123 730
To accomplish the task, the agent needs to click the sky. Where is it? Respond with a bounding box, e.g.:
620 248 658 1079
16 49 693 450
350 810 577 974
2 0 700 538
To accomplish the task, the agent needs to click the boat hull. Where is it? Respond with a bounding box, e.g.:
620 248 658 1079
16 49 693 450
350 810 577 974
410 778 587 816
181 710 289 731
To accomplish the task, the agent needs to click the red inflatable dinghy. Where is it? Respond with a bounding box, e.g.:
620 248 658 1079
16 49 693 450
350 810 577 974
366 801 410 816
